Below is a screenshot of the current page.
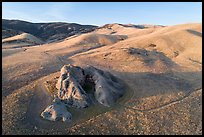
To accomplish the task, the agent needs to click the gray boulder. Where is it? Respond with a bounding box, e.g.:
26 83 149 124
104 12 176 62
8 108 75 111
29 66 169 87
84 66 125 107
41 64 126 122
41 98 72 122
56 64 90 108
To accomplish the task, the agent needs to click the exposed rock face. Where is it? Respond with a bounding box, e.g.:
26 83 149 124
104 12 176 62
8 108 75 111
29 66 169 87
41 64 126 122
56 65 90 108
84 66 125 107
41 98 72 122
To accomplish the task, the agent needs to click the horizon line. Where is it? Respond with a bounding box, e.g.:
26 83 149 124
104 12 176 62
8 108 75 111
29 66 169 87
2 18 202 27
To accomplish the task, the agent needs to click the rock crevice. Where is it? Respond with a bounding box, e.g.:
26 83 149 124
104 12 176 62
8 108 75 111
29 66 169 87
41 64 126 122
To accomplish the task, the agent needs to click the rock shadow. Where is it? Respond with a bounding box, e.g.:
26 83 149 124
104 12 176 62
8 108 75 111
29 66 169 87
124 47 179 68
186 29 202 37
111 70 202 100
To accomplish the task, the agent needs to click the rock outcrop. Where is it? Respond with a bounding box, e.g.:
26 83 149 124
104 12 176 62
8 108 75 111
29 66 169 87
41 98 72 122
56 65 90 108
41 64 126 122
84 66 125 107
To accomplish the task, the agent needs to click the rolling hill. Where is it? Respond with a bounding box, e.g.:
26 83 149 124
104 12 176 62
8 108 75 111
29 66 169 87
2 20 202 135
2 19 97 42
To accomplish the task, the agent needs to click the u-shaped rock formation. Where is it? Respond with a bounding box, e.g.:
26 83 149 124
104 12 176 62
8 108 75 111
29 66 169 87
41 64 126 122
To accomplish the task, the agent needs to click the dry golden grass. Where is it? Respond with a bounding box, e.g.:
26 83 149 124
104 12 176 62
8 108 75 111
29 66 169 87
2 23 202 135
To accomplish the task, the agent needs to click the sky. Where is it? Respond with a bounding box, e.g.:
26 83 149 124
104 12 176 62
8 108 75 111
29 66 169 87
2 2 202 26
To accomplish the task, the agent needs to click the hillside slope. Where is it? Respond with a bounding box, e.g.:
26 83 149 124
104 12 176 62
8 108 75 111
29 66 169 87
2 23 202 135
2 19 97 42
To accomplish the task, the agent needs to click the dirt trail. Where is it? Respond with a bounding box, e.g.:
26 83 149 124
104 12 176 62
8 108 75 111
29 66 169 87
119 87 202 112
25 80 73 131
